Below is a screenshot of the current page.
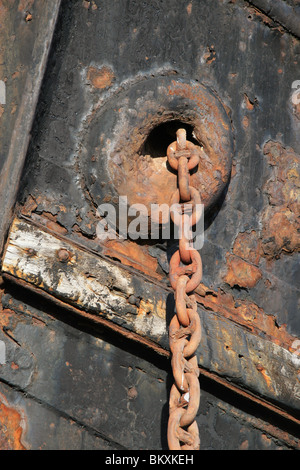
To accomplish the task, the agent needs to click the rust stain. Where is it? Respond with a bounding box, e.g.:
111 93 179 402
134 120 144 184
82 0 98 10
223 254 262 289
195 284 298 351
243 93 258 111
261 208 299 259
24 11 32 22
242 115 249 129
261 141 300 259
0 308 18 331
202 45 216 64
218 400 300 449
256 364 272 389
239 440 249 450
45 220 68 235
20 195 37 216
20 201 68 235
261 433 272 446
138 298 165 319
127 386 138 400
0 394 26 450
87 65 115 90
233 231 261 265
186 2 192 15
167 81 230 132
101 238 162 280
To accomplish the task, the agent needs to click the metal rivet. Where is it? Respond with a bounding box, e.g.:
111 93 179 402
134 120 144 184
57 248 70 263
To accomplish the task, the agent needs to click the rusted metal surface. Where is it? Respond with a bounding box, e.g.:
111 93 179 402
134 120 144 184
222 138 300 287
0 392 26 450
0 294 297 450
2 217 300 419
260 140 300 259
0 0 299 450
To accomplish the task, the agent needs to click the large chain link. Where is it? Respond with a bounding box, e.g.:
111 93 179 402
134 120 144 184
167 128 202 450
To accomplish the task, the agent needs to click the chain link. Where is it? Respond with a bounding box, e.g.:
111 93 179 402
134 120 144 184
166 128 202 450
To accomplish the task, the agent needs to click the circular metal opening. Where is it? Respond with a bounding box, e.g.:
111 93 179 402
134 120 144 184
140 120 201 159
79 75 234 224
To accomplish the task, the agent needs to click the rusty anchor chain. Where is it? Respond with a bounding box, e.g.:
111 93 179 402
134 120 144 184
166 128 203 450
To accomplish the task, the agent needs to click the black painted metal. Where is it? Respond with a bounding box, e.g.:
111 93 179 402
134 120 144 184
0 0 299 450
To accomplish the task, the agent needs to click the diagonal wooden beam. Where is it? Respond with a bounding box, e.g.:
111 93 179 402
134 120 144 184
1 217 300 418
0 0 62 256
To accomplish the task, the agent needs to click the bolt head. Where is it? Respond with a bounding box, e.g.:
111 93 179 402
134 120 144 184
57 249 70 262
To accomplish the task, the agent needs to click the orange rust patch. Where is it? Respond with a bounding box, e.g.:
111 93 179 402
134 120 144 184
0 308 17 330
202 45 216 64
261 141 300 259
243 93 257 111
194 285 298 350
101 239 162 280
186 2 192 15
167 80 229 132
21 207 69 236
45 220 68 235
87 66 115 90
261 208 299 259
233 231 261 265
0 396 26 450
239 440 249 450
256 364 272 389
261 434 272 446
138 298 165 319
20 195 37 216
242 116 249 129
24 12 32 22
223 254 262 289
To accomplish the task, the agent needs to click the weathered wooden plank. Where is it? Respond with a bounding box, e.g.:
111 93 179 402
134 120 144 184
0 0 62 254
2 218 168 346
1 217 300 415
